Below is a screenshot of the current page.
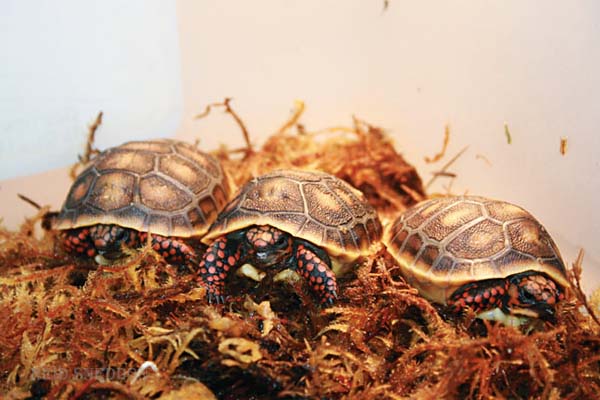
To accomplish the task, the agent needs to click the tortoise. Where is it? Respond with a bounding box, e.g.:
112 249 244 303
197 169 383 305
383 195 568 325
53 139 230 265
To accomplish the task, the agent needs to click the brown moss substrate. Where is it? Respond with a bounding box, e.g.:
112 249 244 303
1 118 599 399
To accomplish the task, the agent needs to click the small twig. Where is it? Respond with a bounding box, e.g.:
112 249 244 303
275 100 305 136
431 171 457 179
504 122 512 144
400 183 425 204
17 193 42 210
227 146 255 155
425 146 469 190
17 193 56 230
475 153 492 167
442 176 456 196
195 98 253 156
424 124 450 164
296 123 307 135
308 126 355 137
560 137 568 156
82 111 103 163
351 115 371 137
70 111 103 180
570 249 600 327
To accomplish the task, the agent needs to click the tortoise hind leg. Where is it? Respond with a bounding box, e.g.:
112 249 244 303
138 232 198 266
447 278 508 314
293 242 338 305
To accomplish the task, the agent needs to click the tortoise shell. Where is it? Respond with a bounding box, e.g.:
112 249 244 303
202 169 382 258
54 139 230 237
383 196 568 305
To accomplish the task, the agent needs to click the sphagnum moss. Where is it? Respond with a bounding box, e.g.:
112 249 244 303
1 105 598 399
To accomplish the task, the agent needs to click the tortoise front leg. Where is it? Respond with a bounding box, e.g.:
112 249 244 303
294 243 338 305
447 279 508 313
139 232 197 266
61 227 97 258
197 236 244 303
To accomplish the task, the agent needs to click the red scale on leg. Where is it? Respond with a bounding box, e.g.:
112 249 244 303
295 244 338 305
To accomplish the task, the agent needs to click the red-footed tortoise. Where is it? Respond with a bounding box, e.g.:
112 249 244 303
53 139 230 265
197 169 383 305
384 196 568 325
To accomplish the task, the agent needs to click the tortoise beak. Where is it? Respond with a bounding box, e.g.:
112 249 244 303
255 251 270 261
511 304 555 322
254 249 287 266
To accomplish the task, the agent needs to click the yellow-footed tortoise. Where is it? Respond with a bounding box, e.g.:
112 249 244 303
198 169 382 305
53 139 230 265
384 196 568 325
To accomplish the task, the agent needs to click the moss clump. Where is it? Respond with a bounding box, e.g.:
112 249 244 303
1 107 598 399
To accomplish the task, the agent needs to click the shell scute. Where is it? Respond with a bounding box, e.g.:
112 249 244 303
417 244 440 268
54 139 230 237
298 219 326 241
384 195 568 304
65 170 97 209
446 218 506 259
243 178 304 213
422 201 483 241
507 219 556 258
95 149 155 175
203 169 382 258
173 142 221 178
327 179 369 218
139 174 193 211
118 140 173 153
304 183 354 227
365 218 383 243
485 200 530 222
432 255 455 276
405 197 450 229
90 172 136 212
493 249 536 271
403 233 424 258
159 154 210 194
265 213 308 235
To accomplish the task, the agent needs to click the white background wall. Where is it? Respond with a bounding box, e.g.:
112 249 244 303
1 0 598 292
0 1 182 180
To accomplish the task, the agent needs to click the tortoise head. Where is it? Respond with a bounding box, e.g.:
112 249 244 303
245 225 293 267
505 272 564 320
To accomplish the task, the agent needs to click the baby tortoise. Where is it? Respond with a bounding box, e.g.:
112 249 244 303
53 139 230 265
384 196 568 325
198 169 382 305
